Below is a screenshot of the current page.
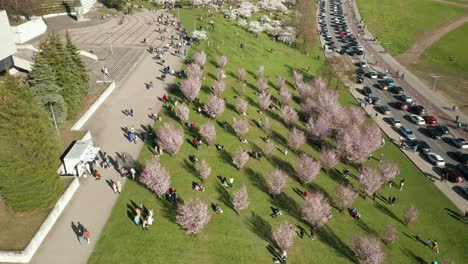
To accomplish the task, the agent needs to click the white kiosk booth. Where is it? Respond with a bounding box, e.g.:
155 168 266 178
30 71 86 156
62 132 100 176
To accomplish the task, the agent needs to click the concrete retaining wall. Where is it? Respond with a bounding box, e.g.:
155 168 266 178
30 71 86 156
11 17 47 44
0 177 80 263
71 81 116 131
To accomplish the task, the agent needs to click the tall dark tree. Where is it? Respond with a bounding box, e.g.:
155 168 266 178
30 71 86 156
0 76 61 212
65 31 89 97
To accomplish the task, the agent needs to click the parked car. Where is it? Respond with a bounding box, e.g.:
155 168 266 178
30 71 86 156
389 117 401 127
380 79 396 90
409 115 426 125
451 137 468 149
457 164 468 178
400 126 416 140
377 72 388 79
462 186 468 198
442 168 464 183
453 152 468 164
367 72 378 79
434 125 449 135
391 86 404 94
362 86 372 96
357 60 367 67
422 116 438 125
395 101 410 111
366 96 381 105
426 152 446 167
399 94 413 103
378 105 391 115
417 140 431 153
410 105 427 115
427 128 442 139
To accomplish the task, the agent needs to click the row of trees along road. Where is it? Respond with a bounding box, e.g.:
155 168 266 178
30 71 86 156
28 32 89 128
0 76 62 212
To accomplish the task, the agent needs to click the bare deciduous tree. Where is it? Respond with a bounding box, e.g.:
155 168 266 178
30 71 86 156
379 161 400 184
195 160 211 182
193 51 207 68
187 63 202 79
381 225 398 245
238 68 247 82
321 148 339 172
403 205 419 225
257 78 269 92
258 91 272 111
176 199 211 235
279 86 292 105
359 167 383 197
257 65 265 79
218 55 228 68
277 76 286 88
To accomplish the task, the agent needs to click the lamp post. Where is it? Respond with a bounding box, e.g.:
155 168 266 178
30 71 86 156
431 75 443 92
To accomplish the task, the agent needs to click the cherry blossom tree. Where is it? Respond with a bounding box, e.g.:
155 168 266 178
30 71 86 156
279 86 292 105
195 160 211 182
175 104 190 123
218 55 228 68
352 235 385 264
335 184 358 212
199 122 216 146
238 68 247 82
232 118 249 138
296 154 321 184
233 185 250 213
311 77 327 93
233 148 250 169
239 83 247 95
277 76 286 88
381 225 398 245
306 115 332 140
259 116 271 131
193 51 206 68
257 65 265 79
187 63 202 79
301 191 332 228
296 82 313 98
379 161 400 184
301 98 319 119
288 127 306 151
176 199 211 235
272 221 296 253
403 205 419 225
358 167 383 197
321 148 339 172
268 169 288 196
258 91 272 111
180 77 201 102
293 70 303 88
336 123 382 163
156 122 184 155
212 80 226 96
281 105 299 126
264 141 276 158
235 98 248 115
216 68 226 80
140 158 171 197
347 106 365 126
257 78 269 92
204 94 225 118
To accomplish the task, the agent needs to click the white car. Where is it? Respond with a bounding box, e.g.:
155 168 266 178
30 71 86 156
426 152 445 167
367 72 378 79
451 137 468 149
389 117 401 127
409 115 425 125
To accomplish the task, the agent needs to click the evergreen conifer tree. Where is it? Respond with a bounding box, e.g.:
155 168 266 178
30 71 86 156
0 76 61 212
65 31 89 97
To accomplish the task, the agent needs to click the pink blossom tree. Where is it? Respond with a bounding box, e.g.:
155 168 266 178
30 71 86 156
301 191 332 228
381 225 398 245
257 65 265 79
199 122 216 146
232 117 249 138
321 148 339 172
235 98 248 115
352 235 385 264
296 154 321 184
216 68 226 80
187 63 202 79
311 77 327 92
379 161 400 184
288 127 306 151
232 185 250 213
279 86 292 105
180 77 201 102
156 122 184 155
272 221 296 253
239 83 247 95
306 115 332 140
335 184 358 212
281 105 299 126
212 80 226 96
233 148 250 169
296 82 313 98
257 78 269 92
268 169 288 196
264 141 276 158
403 205 419 225
359 167 383 197
140 158 171 197
277 76 286 88
218 55 228 68
347 106 365 126
301 98 319 119
258 91 272 111
293 70 303 88
176 199 211 235
204 94 225 118
336 123 382 163
238 68 247 82
195 160 211 182
193 51 206 68
175 104 190 123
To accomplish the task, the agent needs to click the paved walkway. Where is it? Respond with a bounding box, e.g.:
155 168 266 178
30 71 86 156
30 11 186 264
347 0 468 137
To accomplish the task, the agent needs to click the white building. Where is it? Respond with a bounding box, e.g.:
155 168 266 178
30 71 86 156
0 10 17 74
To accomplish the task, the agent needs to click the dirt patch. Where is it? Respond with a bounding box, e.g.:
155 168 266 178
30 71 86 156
396 14 468 66
431 0 468 9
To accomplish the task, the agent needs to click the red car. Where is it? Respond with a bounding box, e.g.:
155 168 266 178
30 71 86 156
422 116 438 125
443 168 464 183
395 101 409 111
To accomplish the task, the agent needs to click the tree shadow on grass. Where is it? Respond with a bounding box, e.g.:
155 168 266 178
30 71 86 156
309 183 336 209
354 219 377 235
317 225 357 263
159 198 178 223
270 156 297 181
326 168 350 185
373 201 404 225
217 149 236 169
216 120 237 138
182 159 196 176
216 183 234 212
444 207 464 222
400 247 427 264
245 212 274 245
269 193 301 220
245 168 269 194
270 130 287 146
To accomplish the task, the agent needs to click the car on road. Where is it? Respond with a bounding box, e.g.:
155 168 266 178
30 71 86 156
356 68 365 77
457 164 468 177
390 86 404 94
399 94 413 103
451 137 468 149
426 152 446 167
356 60 367 68
409 115 426 125
434 125 449 135
410 105 427 115
417 140 431 153
378 105 391 115
442 168 464 183
380 79 396 90
452 152 468 164
389 117 401 127
400 125 416 140
395 101 410 111
422 116 438 125
427 128 442 139
362 86 372 96
367 72 378 79
377 72 388 79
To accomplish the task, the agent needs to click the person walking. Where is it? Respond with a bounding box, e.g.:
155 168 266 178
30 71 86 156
83 229 91 244
391 196 396 206
310 227 315 240
228 177 234 188
432 240 439 253
399 179 405 191
130 167 136 180
116 181 122 193
299 227 306 238
112 181 118 193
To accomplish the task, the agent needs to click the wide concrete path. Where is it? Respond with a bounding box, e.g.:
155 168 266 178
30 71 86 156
30 11 185 264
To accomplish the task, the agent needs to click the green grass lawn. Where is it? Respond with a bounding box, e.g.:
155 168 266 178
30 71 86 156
89 8 468 264
356 0 467 55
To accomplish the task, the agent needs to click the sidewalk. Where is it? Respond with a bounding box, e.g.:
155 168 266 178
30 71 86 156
346 0 468 138
29 13 186 264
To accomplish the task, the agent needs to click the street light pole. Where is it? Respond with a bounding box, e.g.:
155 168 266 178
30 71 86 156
431 75 443 92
